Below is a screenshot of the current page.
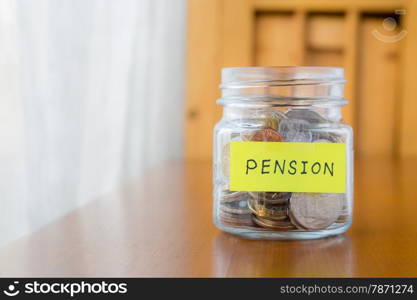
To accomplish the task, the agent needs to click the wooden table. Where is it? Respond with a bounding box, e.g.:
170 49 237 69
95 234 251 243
1 158 417 277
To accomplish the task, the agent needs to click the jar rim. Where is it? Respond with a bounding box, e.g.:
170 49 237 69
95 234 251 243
221 66 345 88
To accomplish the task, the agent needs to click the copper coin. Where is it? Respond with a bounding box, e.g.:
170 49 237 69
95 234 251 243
250 128 283 142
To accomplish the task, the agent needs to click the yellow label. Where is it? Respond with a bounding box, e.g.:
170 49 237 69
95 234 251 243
230 141 346 193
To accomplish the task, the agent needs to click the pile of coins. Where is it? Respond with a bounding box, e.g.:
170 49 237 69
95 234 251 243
217 109 347 231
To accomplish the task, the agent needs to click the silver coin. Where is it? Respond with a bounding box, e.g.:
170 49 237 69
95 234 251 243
289 193 344 230
287 213 308 230
220 199 251 215
219 211 253 226
235 110 286 130
285 109 327 124
249 191 291 205
279 119 312 142
312 131 343 143
220 190 249 203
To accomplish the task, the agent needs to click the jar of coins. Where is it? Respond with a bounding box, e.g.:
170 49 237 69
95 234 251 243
213 67 353 239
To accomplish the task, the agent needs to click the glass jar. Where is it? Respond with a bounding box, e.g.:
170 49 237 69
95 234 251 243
213 66 353 240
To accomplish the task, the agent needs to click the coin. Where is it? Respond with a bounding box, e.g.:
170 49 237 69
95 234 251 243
250 128 283 142
219 211 253 226
335 214 350 223
285 109 327 124
219 132 242 178
249 191 291 205
239 112 285 141
278 119 312 142
252 215 296 230
254 110 286 131
220 199 251 215
289 193 344 230
247 197 289 220
220 190 249 203
312 131 343 143
287 212 309 230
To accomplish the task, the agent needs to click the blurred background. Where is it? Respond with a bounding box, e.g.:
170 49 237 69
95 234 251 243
1 0 416 246
0 0 186 246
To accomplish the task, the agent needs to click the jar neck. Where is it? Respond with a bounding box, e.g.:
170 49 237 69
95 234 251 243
218 67 347 107
221 83 344 100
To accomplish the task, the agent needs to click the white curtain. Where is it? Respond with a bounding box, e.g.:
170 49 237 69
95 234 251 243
0 0 186 246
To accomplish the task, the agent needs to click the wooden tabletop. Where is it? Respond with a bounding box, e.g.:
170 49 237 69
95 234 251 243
1 157 417 277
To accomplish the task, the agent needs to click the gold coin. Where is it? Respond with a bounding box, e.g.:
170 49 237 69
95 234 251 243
252 215 296 230
254 111 286 131
247 197 289 221
250 128 283 142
